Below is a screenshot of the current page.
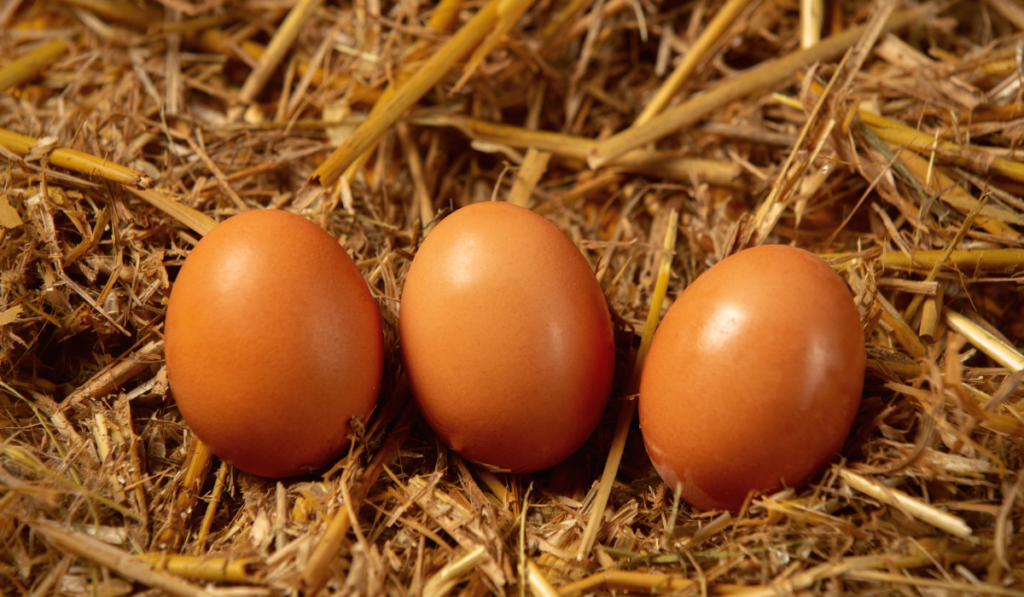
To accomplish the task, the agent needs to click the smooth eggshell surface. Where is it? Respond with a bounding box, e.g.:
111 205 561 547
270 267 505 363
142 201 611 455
639 245 865 511
399 201 615 473
165 210 383 478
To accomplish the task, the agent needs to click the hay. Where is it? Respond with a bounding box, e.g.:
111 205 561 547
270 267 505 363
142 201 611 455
2 0 1024 594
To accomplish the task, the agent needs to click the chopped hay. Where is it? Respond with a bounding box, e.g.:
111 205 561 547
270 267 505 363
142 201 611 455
2 0 1024 595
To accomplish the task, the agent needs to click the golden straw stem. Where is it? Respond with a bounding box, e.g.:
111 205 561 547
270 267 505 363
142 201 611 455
559 569 695 597
587 5 933 168
128 189 217 236
157 439 214 550
427 0 464 32
237 0 322 106
308 0 501 189
944 309 1024 371
193 460 229 554
634 0 750 126
27 521 215 597
63 339 165 409
577 210 678 560
800 0 823 49
507 148 551 207
0 128 152 188
860 111 1024 183
892 146 1022 238
446 116 739 185
845 570 1024 596
0 40 68 94
525 560 560 597
839 470 972 538
423 546 487 597
197 30 327 87
881 248 1024 270
137 553 252 583
54 0 156 29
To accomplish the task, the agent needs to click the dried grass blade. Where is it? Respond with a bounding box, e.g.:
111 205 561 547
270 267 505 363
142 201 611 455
587 4 934 169
576 210 677 560
4 446 143 522
0 40 68 94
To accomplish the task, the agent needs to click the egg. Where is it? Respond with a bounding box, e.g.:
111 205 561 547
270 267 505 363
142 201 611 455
399 201 615 473
165 209 383 478
638 245 864 511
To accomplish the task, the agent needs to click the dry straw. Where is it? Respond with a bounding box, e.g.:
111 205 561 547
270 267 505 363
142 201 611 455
2 0 1024 595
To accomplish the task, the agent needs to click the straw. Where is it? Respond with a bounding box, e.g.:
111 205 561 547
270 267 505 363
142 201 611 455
587 4 934 169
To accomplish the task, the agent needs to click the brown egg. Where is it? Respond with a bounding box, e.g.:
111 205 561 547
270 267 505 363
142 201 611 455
165 210 383 478
639 245 864 511
399 202 615 473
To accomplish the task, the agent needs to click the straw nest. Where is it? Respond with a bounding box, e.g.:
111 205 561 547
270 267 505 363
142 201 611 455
2 0 1024 594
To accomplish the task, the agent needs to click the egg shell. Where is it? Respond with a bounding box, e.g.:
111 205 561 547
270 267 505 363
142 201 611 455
638 245 865 511
165 209 383 478
399 201 615 473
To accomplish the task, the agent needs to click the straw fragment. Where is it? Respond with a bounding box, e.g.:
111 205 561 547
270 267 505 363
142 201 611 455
306 0 502 190
507 148 551 207
634 0 750 126
559 569 695 596
0 40 68 94
235 0 322 110
423 546 487 597
0 128 152 189
25 520 215 597
300 396 418 593
441 116 740 185
577 209 677 560
587 5 934 168
839 470 972 538
944 309 1024 371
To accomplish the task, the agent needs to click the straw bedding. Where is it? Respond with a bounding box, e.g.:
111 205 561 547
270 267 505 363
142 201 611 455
2 0 1024 594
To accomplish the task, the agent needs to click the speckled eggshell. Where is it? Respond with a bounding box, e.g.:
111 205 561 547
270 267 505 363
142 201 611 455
639 245 865 511
399 201 615 473
165 209 383 478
